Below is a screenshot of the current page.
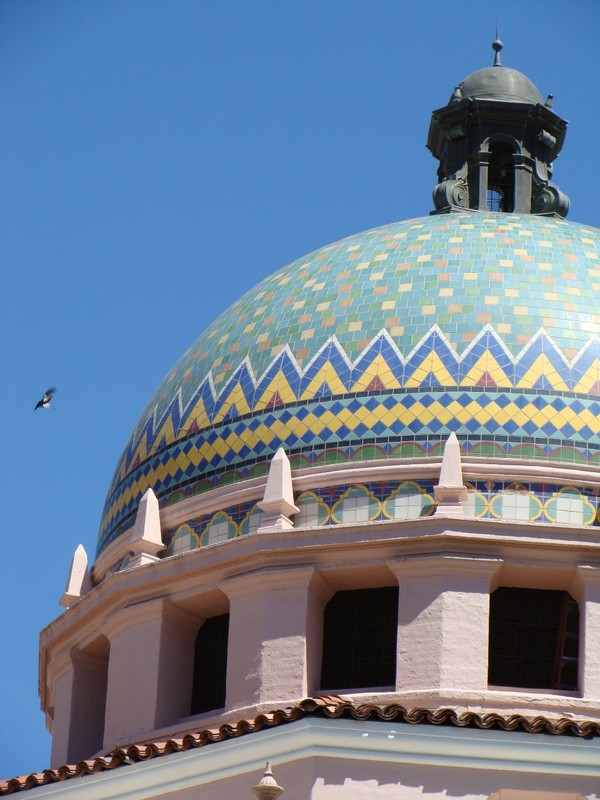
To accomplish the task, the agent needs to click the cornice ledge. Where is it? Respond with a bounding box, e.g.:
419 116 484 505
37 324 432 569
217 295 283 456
94 457 600 584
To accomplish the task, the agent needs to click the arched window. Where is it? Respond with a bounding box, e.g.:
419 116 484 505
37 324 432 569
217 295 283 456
488 587 579 691
487 142 515 212
320 587 398 690
191 614 229 714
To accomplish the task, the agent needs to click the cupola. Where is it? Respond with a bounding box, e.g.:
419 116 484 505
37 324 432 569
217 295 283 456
428 36 570 216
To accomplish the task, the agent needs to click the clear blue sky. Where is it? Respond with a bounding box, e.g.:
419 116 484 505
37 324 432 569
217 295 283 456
1 0 598 779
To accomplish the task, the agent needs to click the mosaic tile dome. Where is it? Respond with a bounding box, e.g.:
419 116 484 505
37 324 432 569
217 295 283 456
97 213 600 556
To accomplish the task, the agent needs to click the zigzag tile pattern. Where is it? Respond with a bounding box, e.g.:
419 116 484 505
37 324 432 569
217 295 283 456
98 214 600 555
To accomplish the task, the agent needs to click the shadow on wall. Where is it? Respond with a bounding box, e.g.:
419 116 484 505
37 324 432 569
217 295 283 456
308 760 595 799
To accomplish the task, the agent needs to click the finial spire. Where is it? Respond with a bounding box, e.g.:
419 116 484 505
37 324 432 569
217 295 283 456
492 24 503 66
252 762 284 799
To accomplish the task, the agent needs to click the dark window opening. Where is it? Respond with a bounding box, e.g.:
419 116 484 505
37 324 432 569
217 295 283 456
320 587 398 690
191 614 229 714
488 587 579 691
487 143 515 212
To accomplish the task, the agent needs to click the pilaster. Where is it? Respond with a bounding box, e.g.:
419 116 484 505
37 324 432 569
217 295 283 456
389 555 502 693
103 598 197 748
468 151 491 210
48 655 77 768
513 153 534 213
49 648 109 767
222 567 331 708
572 565 600 699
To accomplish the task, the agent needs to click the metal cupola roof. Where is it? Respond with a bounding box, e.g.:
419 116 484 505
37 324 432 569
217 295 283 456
453 35 544 105
455 65 544 104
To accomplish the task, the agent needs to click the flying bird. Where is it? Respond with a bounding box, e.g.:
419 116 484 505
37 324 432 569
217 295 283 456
35 387 57 411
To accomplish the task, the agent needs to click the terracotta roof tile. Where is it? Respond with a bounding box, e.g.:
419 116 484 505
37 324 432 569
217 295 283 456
2 698 599 794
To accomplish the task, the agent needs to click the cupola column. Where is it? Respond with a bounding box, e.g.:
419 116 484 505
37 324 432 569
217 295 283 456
222 567 331 709
48 655 77 767
513 153 534 213
572 566 600 700
49 648 108 767
468 151 491 211
102 598 197 749
389 555 502 693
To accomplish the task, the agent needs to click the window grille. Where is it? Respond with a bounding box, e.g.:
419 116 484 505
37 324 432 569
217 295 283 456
488 587 579 691
320 587 398 690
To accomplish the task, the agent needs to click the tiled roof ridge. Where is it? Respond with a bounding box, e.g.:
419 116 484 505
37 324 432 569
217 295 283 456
3 697 600 795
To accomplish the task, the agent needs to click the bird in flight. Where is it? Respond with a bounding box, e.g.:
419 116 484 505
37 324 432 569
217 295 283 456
35 387 57 411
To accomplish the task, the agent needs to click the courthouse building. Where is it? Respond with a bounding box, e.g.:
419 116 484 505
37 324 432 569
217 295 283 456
3 40 600 799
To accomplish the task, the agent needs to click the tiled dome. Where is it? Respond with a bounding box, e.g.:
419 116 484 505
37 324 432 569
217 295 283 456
97 213 600 556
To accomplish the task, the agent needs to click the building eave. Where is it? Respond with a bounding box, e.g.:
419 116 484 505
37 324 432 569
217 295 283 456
4 698 600 795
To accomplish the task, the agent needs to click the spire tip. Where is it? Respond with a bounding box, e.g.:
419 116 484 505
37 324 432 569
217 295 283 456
492 24 503 66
